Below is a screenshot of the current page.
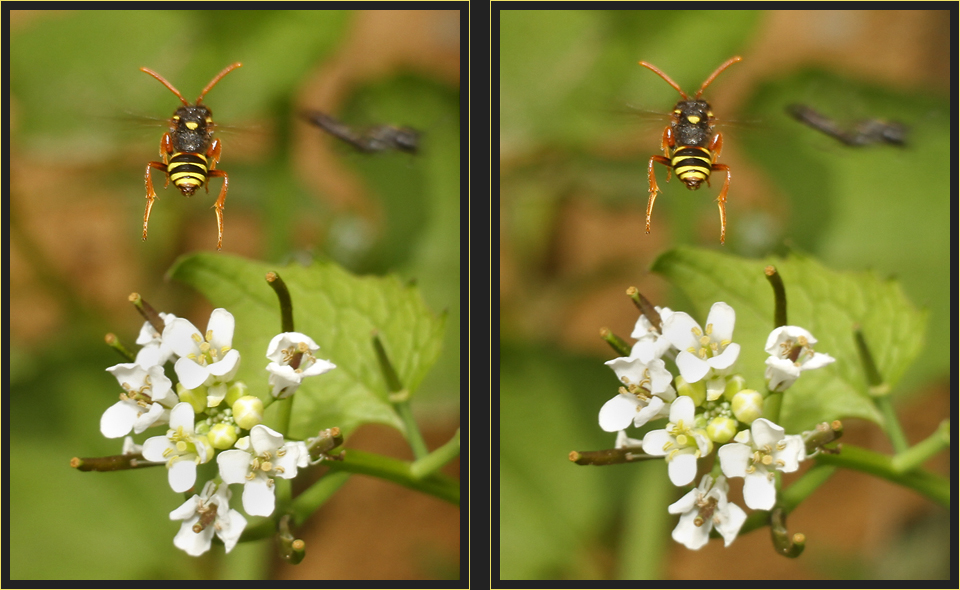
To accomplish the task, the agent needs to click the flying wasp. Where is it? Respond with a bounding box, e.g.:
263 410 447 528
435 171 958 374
639 56 741 244
140 62 242 250
302 110 419 154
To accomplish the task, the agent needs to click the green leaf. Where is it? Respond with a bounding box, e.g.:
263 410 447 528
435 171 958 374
167 252 445 438
652 246 927 432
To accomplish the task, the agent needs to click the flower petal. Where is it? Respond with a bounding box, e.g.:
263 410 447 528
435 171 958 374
672 511 711 550
217 450 252 484
705 302 736 342
206 308 235 349
207 349 241 381
169 402 196 431
173 518 214 556
667 488 699 515
100 401 139 438
669 395 696 423
141 435 175 462
675 351 710 383
242 478 276 517
743 471 776 510
175 357 210 390
715 502 747 547
641 429 673 456
718 442 751 478
633 395 665 428
301 357 337 378
707 342 740 371
250 424 285 453
170 495 200 520
662 312 701 351
668 453 698 486
218 509 248 553
751 418 786 448
598 394 642 432
169 460 197 493
163 318 203 358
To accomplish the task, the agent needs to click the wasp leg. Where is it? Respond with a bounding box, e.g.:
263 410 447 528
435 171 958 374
712 163 731 244
159 133 173 189
143 161 168 241
207 169 229 250
646 155 672 235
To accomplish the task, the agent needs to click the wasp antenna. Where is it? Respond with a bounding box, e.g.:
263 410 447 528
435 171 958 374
639 61 688 100
694 56 741 98
141 67 190 106
197 62 243 104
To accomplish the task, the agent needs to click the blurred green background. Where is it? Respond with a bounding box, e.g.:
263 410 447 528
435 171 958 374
9 9 461 580
499 9 951 580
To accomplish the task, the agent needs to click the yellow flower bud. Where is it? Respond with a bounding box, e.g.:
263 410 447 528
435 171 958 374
706 416 738 443
194 434 215 464
723 374 747 401
731 389 764 424
208 423 239 450
233 395 264 430
177 383 207 414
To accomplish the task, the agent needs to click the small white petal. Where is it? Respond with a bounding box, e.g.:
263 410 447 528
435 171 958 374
132 403 166 434
207 349 241 381
672 511 711 550
141 436 175 462
743 471 776 510
175 357 210 390
599 394 642 432
242 478 276 517
250 425 285 453
667 488 699 515
718 442 751 478
173 519 214 556
707 342 740 371
801 352 835 371
633 395 665 428
300 357 337 378
751 418 786 449
775 435 805 473
668 453 699 486
164 318 203 358
705 302 736 342
641 429 673 456
170 495 200 521
218 450 253 484
662 312 700 351
169 403 196 432
715 502 747 546
100 401 139 438
206 308 235 349
668 395 696 423
218 509 247 553
274 444 301 478
675 351 710 383
169 460 197 493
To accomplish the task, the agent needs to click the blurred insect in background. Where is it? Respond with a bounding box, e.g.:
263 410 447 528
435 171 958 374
302 110 419 154
786 104 908 147
639 56 742 244
140 62 242 250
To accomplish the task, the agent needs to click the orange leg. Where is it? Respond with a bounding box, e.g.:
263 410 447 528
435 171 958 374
207 169 229 250
646 155 672 234
143 161 169 241
711 163 731 244
159 133 173 188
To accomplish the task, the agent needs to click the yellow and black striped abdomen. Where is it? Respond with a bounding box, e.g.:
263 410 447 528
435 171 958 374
168 152 210 193
670 146 713 187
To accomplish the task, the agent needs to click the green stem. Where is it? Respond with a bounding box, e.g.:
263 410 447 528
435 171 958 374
875 395 909 454
290 471 351 525
812 444 949 507
763 391 783 425
411 429 460 479
891 419 950 473
737 464 836 536
324 449 459 505
394 400 429 460
266 272 294 332
104 333 136 363
372 332 429 459
599 328 631 358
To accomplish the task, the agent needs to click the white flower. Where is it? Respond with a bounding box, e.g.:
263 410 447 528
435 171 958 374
718 418 805 510
669 475 746 550
629 306 675 362
217 425 302 517
101 363 178 438
663 302 741 383
164 309 241 407
641 396 713 486
170 481 247 556
134 312 177 369
615 430 644 449
764 326 835 392
265 332 336 398
599 352 676 432
142 403 213 493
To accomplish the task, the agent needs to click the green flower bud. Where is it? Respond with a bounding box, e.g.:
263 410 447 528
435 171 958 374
233 395 264 430
675 375 706 407
208 423 239 450
225 381 250 407
731 389 764 424
723 374 747 401
706 416 738 443
177 382 207 414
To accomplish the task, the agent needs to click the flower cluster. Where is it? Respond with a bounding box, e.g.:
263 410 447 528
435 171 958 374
100 308 336 556
598 302 834 550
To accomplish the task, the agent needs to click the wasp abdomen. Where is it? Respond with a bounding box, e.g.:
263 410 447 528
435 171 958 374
168 152 209 195
671 146 712 188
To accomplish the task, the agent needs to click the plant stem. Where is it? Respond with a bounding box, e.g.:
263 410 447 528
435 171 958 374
411 429 460 479
324 449 459 505
813 443 949 507
891 419 950 473
875 395 909 454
